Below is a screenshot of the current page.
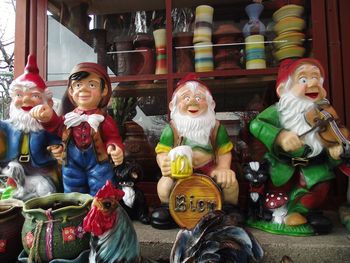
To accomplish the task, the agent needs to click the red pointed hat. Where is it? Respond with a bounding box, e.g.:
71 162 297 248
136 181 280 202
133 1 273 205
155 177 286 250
172 73 211 99
14 54 46 90
276 58 325 89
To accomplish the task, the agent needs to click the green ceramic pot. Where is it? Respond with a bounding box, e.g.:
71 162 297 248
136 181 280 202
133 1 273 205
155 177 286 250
0 199 24 263
21 193 92 262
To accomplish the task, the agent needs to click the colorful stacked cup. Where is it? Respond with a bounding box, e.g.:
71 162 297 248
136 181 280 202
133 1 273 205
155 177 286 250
193 5 214 72
153 28 167 74
194 42 214 72
245 34 266 69
193 5 214 43
272 4 306 62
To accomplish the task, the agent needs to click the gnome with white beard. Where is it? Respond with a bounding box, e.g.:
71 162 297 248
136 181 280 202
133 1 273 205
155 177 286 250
0 54 62 196
250 58 346 234
151 73 240 229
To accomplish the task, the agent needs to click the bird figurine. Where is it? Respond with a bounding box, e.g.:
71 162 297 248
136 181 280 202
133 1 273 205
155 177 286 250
170 210 264 263
83 180 264 263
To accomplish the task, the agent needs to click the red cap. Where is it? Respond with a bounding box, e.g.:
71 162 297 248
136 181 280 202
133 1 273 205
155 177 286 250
13 54 46 90
68 62 112 108
173 73 211 99
276 58 325 89
264 192 288 209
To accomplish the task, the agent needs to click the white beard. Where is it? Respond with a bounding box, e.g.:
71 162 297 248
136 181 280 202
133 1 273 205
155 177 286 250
171 107 216 146
7 103 44 133
277 92 324 157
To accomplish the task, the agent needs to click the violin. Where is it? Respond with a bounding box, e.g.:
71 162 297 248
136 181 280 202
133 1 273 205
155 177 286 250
301 99 350 168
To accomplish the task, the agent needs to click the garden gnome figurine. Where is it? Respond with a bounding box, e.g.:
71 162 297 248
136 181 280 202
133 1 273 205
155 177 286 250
31 62 124 196
0 54 61 197
250 58 346 234
151 73 240 229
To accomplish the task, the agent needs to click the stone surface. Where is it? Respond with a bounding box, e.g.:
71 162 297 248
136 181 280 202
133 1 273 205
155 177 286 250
135 211 350 263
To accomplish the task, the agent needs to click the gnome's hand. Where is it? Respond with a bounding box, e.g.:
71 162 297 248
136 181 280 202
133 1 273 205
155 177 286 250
47 144 64 163
157 153 171 177
107 144 124 166
328 144 343 160
210 168 236 189
30 104 53 123
276 130 303 152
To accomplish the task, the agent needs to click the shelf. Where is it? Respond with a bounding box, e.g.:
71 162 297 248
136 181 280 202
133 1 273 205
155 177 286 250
112 82 167 97
112 71 277 97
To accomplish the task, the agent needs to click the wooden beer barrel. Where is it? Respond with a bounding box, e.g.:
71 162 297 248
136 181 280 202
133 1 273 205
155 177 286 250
169 174 222 229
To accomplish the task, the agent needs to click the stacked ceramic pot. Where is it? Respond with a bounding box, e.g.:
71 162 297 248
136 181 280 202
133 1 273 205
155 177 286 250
243 2 266 69
193 5 214 72
213 24 242 70
153 28 167 74
272 4 306 62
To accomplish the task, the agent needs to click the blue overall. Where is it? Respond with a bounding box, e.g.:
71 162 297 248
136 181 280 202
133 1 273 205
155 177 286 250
63 140 115 196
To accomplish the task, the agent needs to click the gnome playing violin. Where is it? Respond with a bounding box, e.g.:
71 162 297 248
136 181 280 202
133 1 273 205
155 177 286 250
0 54 61 193
31 62 124 196
250 58 347 234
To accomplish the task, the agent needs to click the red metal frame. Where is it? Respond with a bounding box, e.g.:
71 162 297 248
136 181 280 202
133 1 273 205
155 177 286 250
339 0 350 127
325 0 345 123
14 0 30 78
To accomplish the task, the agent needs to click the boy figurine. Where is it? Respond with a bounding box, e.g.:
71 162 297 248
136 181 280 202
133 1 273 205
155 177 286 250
151 73 240 229
31 62 124 196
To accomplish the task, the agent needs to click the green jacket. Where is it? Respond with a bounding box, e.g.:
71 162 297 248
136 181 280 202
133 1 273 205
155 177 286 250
249 105 340 189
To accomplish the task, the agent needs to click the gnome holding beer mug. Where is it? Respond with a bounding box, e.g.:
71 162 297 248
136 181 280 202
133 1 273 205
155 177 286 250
151 73 240 229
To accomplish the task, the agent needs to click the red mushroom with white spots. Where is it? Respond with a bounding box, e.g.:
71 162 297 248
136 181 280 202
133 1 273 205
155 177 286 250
264 192 289 224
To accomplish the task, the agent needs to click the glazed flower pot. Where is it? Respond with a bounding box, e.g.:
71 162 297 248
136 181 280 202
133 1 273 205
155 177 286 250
194 42 214 72
243 3 266 37
193 5 214 44
0 199 24 263
174 32 194 73
245 34 266 69
153 28 167 74
21 193 92 262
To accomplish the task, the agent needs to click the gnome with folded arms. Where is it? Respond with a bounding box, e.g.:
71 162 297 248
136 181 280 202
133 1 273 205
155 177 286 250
31 62 124 196
0 54 61 197
151 73 240 229
250 58 347 234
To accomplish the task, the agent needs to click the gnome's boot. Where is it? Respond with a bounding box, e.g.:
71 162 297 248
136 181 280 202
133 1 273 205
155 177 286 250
151 203 177 229
306 210 333 234
222 203 246 225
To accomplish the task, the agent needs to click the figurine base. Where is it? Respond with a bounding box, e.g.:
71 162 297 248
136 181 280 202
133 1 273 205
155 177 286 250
18 249 90 263
339 203 350 232
246 218 314 236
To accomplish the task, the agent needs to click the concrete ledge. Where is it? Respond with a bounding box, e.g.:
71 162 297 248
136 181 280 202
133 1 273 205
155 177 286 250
135 211 350 263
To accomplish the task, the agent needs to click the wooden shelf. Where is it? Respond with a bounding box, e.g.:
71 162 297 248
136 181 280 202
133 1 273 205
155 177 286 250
112 70 277 97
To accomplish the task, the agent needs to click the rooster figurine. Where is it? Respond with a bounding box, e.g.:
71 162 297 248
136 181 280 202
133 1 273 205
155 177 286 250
83 180 264 263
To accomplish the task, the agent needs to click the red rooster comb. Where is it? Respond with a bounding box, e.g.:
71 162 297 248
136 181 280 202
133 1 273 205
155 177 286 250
95 180 124 201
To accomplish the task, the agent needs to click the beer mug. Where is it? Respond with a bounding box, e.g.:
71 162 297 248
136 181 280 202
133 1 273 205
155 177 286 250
169 145 193 179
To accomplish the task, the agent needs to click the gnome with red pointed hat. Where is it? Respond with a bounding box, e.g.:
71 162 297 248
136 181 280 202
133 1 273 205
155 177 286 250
249 58 348 235
0 54 61 196
151 73 241 229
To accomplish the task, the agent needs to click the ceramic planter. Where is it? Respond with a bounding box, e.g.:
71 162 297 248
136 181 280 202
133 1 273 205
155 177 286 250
21 193 92 262
0 199 24 263
153 28 167 75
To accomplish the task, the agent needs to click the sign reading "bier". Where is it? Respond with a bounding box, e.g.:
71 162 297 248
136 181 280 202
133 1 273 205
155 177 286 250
169 174 222 229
